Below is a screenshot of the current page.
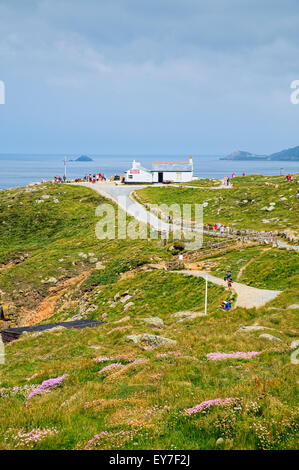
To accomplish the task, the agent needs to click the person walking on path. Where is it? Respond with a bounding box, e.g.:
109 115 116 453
225 271 232 289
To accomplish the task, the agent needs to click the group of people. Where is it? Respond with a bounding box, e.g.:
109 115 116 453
205 223 230 235
286 174 294 183
84 173 107 183
220 271 233 311
54 172 108 184
54 175 66 183
223 172 246 186
223 175 231 186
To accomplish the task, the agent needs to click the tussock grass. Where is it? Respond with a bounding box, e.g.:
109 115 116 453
0 182 298 450
137 174 299 231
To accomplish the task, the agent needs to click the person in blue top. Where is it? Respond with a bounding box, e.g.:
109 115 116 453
223 300 232 311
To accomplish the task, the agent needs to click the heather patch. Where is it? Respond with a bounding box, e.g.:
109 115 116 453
185 398 240 416
0 384 39 398
5 428 58 449
26 374 68 402
85 429 141 450
98 363 123 374
206 351 261 361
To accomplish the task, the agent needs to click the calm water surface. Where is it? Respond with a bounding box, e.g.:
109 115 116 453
0 154 298 189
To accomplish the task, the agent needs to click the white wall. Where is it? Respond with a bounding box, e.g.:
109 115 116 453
152 171 193 183
125 168 153 183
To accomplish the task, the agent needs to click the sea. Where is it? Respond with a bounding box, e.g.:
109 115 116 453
0 153 298 190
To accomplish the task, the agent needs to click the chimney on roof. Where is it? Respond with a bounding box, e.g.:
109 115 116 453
189 155 193 173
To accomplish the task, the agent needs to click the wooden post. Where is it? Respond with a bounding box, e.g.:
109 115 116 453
205 275 208 315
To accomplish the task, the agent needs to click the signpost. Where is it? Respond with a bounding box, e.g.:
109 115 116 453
205 275 208 315
64 157 67 182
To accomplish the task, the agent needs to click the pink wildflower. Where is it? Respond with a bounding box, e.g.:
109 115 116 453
93 356 111 363
185 397 239 415
26 374 68 401
98 363 122 374
206 351 261 361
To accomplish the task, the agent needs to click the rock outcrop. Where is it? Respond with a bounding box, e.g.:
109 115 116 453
126 333 176 349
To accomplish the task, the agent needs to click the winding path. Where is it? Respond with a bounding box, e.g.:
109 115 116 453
75 182 299 250
75 182 179 233
178 270 281 309
73 182 283 309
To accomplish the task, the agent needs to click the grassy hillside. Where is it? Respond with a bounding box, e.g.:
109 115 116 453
0 182 298 450
136 174 299 232
193 245 299 290
0 183 169 316
177 178 222 187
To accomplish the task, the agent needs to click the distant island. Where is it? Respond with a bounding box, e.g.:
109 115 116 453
69 155 93 162
221 150 267 161
221 145 299 161
75 155 93 162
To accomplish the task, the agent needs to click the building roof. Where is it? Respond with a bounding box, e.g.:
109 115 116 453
152 162 193 172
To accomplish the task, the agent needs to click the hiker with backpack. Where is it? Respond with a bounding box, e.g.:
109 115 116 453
224 271 232 289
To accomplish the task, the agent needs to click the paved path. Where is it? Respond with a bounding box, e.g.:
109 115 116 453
75 182 185 233
178 270 282 309
73 183 283 309
74 182 299 251
277 240 299 251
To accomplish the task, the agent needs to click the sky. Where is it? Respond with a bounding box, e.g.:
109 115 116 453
0 0 298 155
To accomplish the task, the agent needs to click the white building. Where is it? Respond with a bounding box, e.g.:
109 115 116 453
125 156 194 184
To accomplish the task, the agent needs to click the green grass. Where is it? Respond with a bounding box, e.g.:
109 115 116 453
136 174 299 232
198 245 299 290
0 183 169 310
0 180 298 450
0 269 297 450
175 178 222 187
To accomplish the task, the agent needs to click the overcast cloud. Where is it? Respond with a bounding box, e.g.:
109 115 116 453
0 0 298 154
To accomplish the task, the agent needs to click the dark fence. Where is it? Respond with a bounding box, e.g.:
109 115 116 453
1 319 104 343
